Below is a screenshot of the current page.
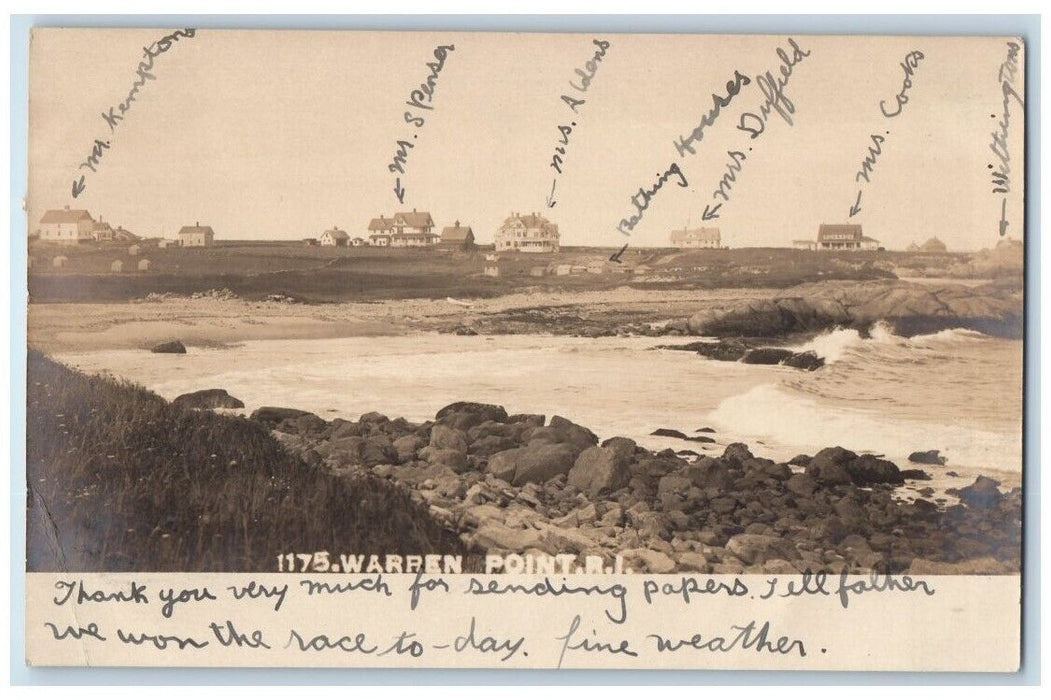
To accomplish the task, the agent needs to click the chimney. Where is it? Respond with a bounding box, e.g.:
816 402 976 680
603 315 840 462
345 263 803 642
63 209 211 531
196 221 199 227
412 208 417 213
455 219 460 227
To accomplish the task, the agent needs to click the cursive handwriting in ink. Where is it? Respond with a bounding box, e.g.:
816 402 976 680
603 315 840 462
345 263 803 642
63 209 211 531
386 43 456 204
648 620 806 657
431 616 526 662
697 38 812 222
72 28 196 198
846 49 924 218
880 51 925 117
673 69 751 157
989 41 1024 236
466 576 629 624
548 38 611 207
53 579 149 607
44 621 107 642
616 162 689 236
556 615 638 669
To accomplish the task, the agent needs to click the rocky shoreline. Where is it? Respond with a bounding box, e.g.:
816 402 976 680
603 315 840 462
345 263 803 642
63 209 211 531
221 399 1022 575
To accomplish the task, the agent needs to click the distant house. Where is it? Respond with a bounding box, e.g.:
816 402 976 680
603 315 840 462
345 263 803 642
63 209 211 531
158 238 180 249
440 220 475 250
128 244 141 256
303 238 319 246
919 237 947 253
555 264 573 276
110 260 124 273
485 253 499 262
391 209 439 247
529 266 547 277
351 237 366 247
368 215 395 246
495 212 560 253
112 225 140 242
52 255 68 268
92 219 117 242
670 226 721 249
178 222 215 247
484 265 500 277
138 259 151 271
814 224 879 251
320 227 350 247
39 206 94 244
792 240 818 251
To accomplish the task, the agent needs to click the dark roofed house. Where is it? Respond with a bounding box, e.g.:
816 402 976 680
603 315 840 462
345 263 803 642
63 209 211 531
320 227 350 247
113 225 140 242
92 219 117 242
368 215 395 246
391 209 439 247
178 222 215 247
440 220 475 250
816 224 878 251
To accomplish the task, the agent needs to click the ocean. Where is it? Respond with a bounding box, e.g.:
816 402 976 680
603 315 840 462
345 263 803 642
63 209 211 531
55 326 1023 487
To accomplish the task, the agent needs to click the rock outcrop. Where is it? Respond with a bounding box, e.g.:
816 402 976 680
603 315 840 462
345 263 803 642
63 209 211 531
172 388 245 410
150 340 186 354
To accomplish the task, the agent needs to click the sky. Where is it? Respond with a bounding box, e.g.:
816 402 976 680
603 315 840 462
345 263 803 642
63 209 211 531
28 29 1025 251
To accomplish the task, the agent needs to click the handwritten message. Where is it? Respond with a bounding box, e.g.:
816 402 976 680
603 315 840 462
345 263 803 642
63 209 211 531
386 43 456 204
25 572 1020 670
989 41 1024 237
846 50 925 219
546 38 611 208
71 28 196 199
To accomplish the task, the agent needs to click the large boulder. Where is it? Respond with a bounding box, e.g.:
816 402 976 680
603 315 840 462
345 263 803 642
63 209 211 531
436 402 509 430
568 445 632 497
429 424 469 453
150 340 186 354
908 449 947 465
250 406 316 428
172 388 244 410
315 435 396 466
805 446 857 486
741 347 794 365
847 454 904 485
951 476 1004 509
486 443 579 486
548 416 599 450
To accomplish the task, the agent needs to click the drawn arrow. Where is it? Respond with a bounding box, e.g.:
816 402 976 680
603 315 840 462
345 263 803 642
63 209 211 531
546 178 558 208
849 190 863 218
701 203 722 221
394 178 405 204
71 176 86 199
999 198 1009 236
609 243 628 263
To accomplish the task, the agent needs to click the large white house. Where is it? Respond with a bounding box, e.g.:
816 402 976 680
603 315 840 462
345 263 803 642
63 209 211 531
670 226 721 249
178 222 215 247
39 206 95 244
494 212 560 253
320 227 350 247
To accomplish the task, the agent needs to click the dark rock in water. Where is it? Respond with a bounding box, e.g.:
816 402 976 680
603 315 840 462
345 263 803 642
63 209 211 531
250 406 315 428
676 449 700 457
846 454 904 486
950 476 1004 509
652 428 689 439
695 427 716 433
151 340 186 354
741 347 794 365
693 341 750 362
788 454 813 467
436 402 509 430
901 468 932 481
806 446 856 486
172 388 244 410
687 435 716 444
908 449 947 465
783 351 825 371
454 326 479 336
946 470 960 477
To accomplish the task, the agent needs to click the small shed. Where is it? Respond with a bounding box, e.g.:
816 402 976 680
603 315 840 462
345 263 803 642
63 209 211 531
158 239 179 249
302 238 319 247
128 245 141 256
555 264 573 276
110 260 124 273
484 265 500 277
52 255 68 268
138 259 151 271
485 253 499 262
529 266 546 277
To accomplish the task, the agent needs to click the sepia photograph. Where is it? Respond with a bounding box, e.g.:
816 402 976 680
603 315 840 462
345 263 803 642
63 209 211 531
18 22 1030 672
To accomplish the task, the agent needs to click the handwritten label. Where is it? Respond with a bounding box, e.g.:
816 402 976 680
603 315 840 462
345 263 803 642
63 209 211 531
386 43 456 204
847 50 924 219
989 41 1024 237
700 38 812 221
71 28 196 198
546 38 611 208
25 571 1020 671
